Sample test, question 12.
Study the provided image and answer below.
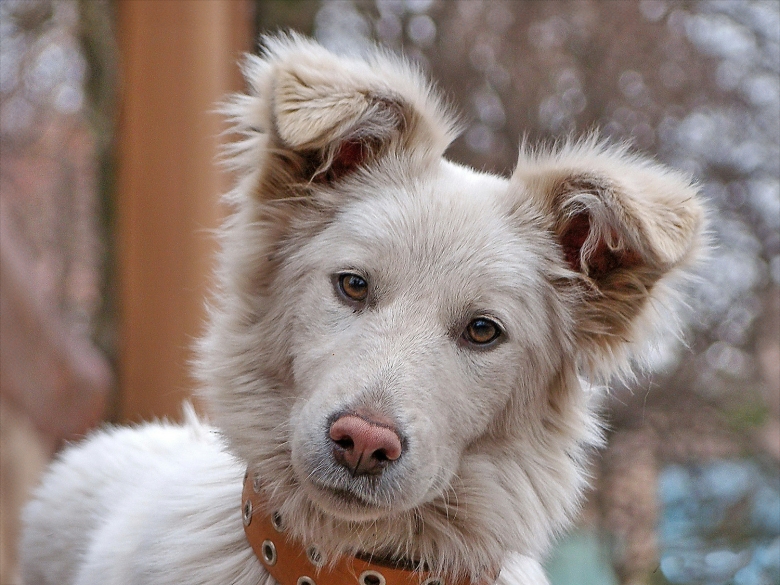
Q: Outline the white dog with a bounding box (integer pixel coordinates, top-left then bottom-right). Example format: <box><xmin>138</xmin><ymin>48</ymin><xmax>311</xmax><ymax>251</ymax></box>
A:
<box><xmin>21</xmin><ymin>35</ymin><xmax>705</xmax><ymax>585</ymax></box>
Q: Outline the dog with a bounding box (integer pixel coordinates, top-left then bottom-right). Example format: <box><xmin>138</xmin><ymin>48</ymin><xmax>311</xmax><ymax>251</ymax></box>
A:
<box><xmin>20</xmin><ymin>34</ymin><xmax>705</xmax><ymax>585</ymax></box>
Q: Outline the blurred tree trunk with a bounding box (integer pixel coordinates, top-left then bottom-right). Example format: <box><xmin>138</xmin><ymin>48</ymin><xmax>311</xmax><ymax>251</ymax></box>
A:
<box><xmin>115</xmin><ymin>0</ymin><xmax>252</xmax><ymax>422</ymax></box>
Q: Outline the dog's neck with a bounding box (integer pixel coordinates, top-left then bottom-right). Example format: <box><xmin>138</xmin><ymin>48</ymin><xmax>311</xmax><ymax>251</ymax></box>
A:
<box><xmin>241</xmin><ymin>471</ymin><xmax>497</xmax><ymax>585</ymax></box>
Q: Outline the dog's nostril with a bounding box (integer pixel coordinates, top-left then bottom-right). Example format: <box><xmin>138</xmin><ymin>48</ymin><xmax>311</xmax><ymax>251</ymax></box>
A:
<box><xmin>372</xmin><ymin>449</ymin><xmax>388</xmax><ymax>462</ymax></box>
<box><xmin>335</xmin><ymin>437</ymin><xmax>354</xmax><ymax>450</ymax></box>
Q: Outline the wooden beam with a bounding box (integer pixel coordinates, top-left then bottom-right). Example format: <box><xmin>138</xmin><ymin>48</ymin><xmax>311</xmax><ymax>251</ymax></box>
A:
<box><xmin>116</xmin><ymin>0</ymin><xmax>252</xmax><ymax>422</ymax></box>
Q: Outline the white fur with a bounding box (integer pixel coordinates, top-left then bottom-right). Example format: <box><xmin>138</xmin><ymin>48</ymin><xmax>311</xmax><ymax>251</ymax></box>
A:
<box><xmin>21</xmin><ymin>34</ymin><xmax>705</xmax><ymax>585</ymax></box>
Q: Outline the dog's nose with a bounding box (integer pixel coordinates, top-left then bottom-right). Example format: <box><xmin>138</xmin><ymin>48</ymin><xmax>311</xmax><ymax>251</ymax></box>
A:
<box><xmin>329</xmin><ymin>414</ymin><xmax>403</xmax><ymax>476</ymax></box>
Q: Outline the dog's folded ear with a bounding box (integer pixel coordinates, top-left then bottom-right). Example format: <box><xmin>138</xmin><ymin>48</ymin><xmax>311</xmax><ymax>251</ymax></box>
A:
<box><xmin>513</xmin><ymin>139</ymin><xmax>707</xmax><ymax>374</ymax></box>
<box><xmin>224</xmin><ymin>34</ymin><xmax>458</xmax><ymax>190</ymax></box>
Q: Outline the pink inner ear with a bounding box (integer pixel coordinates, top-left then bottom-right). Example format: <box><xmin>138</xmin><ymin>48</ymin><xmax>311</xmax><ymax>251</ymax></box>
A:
<box><xmin>560</xmin><ymin>213</ymin><xmax>590</xmax><ymax>273</ymax></box>
<box><xmin>328</xmin><ymin>140</ymin><xmax>367</xmax><ymax>180</ymax></box>
<box><xmin>560</xmin><ymin>212</ymin><xmax>642</xmax><ymax>279</ymax></box>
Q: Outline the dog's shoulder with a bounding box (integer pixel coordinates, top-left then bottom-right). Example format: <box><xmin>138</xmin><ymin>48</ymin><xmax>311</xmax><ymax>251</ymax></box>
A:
<box><xmin>20</xmin><ymin>414</ymin><xmax>254</xmax><ymax>585</ymax></box>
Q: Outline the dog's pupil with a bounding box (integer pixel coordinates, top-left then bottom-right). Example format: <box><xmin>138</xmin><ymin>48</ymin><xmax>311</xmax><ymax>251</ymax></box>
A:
<box><xmin>348</xmin><ymin>276</ymin><xmax>365</xmax><ymax>292</ymax></box>
<box><xmin>341</xmin><ymin>274</ymin><xmax>367</xmax><ymax>300</ymax></box>
<box><xmin>469</xmin><ymin>319</ymin><xmax>497</xmax><ymax>343</ymax></box>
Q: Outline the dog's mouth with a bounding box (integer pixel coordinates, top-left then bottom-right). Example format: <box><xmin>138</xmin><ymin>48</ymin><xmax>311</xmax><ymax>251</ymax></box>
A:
<box><xmin>322</xmin><ymin>485</ymin><xmax>376</xmax><ymax>506</ymax></box>
<box><xmin>307</xmin><ymin>479</ymin><xmax>392</xmax><ymax>518</ymax></box>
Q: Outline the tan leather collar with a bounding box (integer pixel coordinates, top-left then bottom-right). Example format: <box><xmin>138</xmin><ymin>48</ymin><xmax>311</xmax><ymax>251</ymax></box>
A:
<box><xmin>242</xmin><ymin>471</ymin><xmax>496</xmax><ymax>585</ymax></box>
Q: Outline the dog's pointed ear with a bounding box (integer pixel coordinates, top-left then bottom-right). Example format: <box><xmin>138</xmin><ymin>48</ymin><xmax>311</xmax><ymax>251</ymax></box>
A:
<box><xmin>513</xmin><ymin>140</ymin><xmax>706</xmax><ymax>374</ymax></box>
<box><xmin>224</xmin><ymin>34</ymin><xmax>458</xmax><ymax>191</ymax></box>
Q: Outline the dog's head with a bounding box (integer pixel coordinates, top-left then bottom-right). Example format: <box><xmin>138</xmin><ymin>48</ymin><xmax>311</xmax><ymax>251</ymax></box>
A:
<box><xmin>198</xmin><ymin>34</ymin><xmax>705</xmax><ymax>578</ymax></box>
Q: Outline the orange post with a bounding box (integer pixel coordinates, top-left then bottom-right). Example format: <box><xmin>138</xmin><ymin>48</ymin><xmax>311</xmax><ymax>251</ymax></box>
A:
<box><xmin>116</xmin><ymin>0</ymin><xmax>252</xmax><ymax>422</ymax></box>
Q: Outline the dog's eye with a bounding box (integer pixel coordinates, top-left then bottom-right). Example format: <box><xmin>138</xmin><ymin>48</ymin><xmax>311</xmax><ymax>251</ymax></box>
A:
<box><xmin>337</xmin><ymin>273</ymin><xmax>368</xmax><ymax>303</ymax></box>
<box><xmin>463</xmin><ymin>318</ymin><xmax>502</xmax><ymax>346</ymax></box>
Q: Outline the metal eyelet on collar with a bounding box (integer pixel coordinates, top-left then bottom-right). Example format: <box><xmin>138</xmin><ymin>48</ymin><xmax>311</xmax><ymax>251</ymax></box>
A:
<box><xmin>242</xmin><ymin>499</ymin><xmax>253</xmax><ymax>527</ymax></box>
<box><xmin>359</xmin><ymin>570</ymin><xmax>387</xmax><ymax>585</ymax></box>
<box><xmin>306</xmin><ymin>545</ymin><xmax>325</xmax><ymax>567</ymax></box>
<box><xmin>297</xmin><ymin>577</ymin><xmax>316</xmax><ymax>585</ymax></box>
<box><xmin>260</xmin><ymin>539</ymin><xmax>277</xmax><ymax>566</ymax></box>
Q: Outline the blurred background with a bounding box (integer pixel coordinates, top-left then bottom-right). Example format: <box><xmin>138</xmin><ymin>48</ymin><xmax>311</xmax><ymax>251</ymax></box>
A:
<box><xmin>0</xmin><ymin>1</ymin><xmax>777</xmax><ymax>584</ymax></box>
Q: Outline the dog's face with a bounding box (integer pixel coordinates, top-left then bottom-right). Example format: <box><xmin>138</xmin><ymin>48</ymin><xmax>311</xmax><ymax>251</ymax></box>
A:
<box><xmin>198</xmin><ymin>35</ymin><xmax>704</xmax><ymax>574</ymax></box>
<box><xmin>284</xmin><ymin>161</ymin><xmax>559</xmax><ymax>519</ymax></box>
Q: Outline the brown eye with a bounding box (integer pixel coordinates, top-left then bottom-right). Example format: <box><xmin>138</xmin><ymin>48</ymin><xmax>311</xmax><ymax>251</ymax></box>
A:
<box><xmin>463</xmin><ymin>318</ymin><xmax>501</xmax><ymax>346</ymax></box>
<box><xmin>337</xmin><ymin>273</ymin><xmax>368</xmax><ymax>303</ymax></box>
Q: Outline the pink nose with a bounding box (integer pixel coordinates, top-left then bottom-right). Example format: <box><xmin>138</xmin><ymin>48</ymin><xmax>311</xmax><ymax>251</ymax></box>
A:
<box><xmin>329</xmin><ymin>414</ymin><xmax>403</xmax><ymax>476</ymax></box>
